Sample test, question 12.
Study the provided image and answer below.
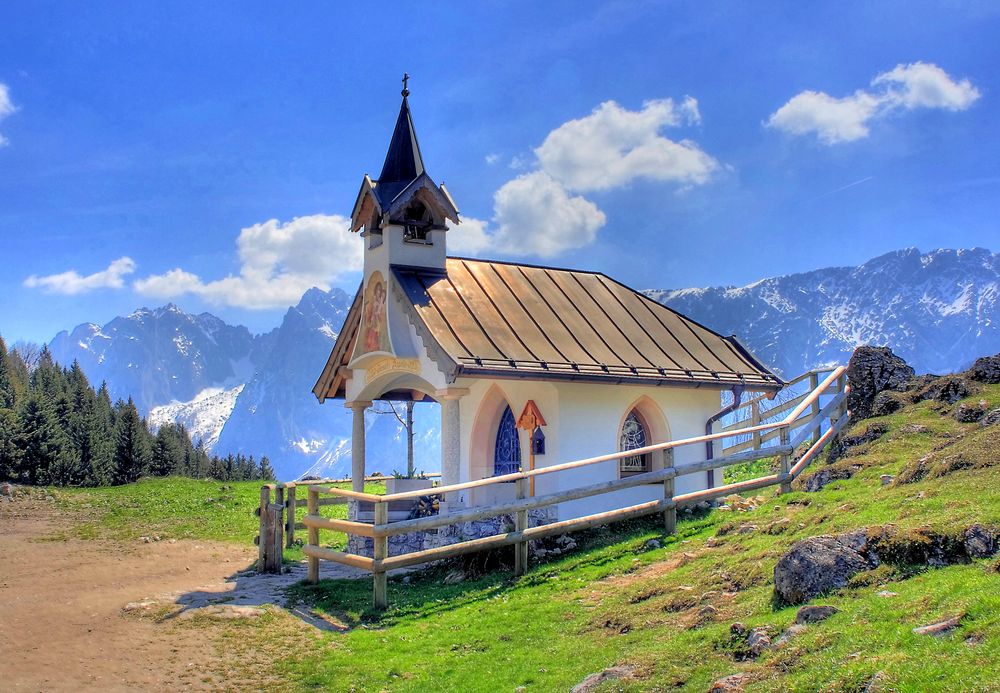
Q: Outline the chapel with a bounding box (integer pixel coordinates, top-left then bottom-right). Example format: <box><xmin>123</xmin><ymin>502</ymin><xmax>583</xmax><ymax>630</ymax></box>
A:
<box><xmin>313</xmin><ymin>80</ymin><xmax>781</xmax><ymax>523</ymax></box>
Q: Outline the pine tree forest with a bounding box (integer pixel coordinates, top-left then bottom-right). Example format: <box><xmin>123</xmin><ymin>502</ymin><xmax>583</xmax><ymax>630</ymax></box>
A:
<box><xmin>0</xmin><ymin>335</ymin><xmax>275</xmax><ymax>486</ymax></box>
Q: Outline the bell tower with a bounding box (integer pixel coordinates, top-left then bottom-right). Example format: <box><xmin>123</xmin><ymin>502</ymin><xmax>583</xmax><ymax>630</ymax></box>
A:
<box><xmin>348</xmin><ymin>76</ymin><xmax>460</xmax><ymax>367</ymax></box>
<box><xmin>350</xmin><ymin>74</ymin><xmax>460</xmax><ymax>278</ymax></box>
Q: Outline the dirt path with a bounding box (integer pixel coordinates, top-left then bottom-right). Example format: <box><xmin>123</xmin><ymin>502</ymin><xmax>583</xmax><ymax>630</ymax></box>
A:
<box><xmin>0</xmin><ymin>495</ymin><xmax>321</xmax><ymax>691</ymax></box>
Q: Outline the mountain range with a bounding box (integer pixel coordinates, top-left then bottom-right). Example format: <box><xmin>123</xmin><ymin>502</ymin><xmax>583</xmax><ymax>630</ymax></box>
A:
<box><xmin>45</xmin><ymin>247</ymin><xmax>998</xmax><ymax>481</ymax></box>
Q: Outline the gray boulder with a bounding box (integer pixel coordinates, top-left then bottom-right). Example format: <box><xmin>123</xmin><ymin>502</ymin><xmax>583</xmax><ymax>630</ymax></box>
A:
<box><xmin>969</xmin><ymin>354</ymin><xmax>1000</xmax><ymax>384</ymax></box>
<box><xmin>963</xmin><ymin>524</ymin><xmax>997</xmax><ymax>559</ymax></box>
<box><xmin>846</xmin><ymin>346</ymin><xmax>915</xmax><ymax>421</ymax></box>
<box><xmin>773</xmin><ymin>531</ymin><xmax>877</xmax><ymax>605</ymax></box>
<box><xmin>795</xmin><ymin>605</ymin><xmax>839</xmax><ymax>624</ymax></box>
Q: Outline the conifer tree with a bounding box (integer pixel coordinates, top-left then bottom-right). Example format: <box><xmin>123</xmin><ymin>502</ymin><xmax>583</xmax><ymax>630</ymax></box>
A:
<box><xmin>150</xmin><ymin>425</ymin><xmax>183</xmax><ymax>476</ymax></box>
<box><xmin>0</xmin><ymin>407</ymin><xmax>21</xmax><ymax>481</ymax></box>
<box><xmin>112</xmin><ymin>398</ymin><xmax>151</xmax><ymax>484</ymax></box>
<box><xmin>0</xmin><ymin>335</ymin><xmax>17</xmax><ymax>410</ymax></box>
<box><xmin>259</xmin><ymin>455</ymin><xmax>275</xmax><ymax>481</ymax></box>
<box><xmin>15</xmin><ymin>394</ymin><xmax>71</xmax><ymax>486</ymax></box>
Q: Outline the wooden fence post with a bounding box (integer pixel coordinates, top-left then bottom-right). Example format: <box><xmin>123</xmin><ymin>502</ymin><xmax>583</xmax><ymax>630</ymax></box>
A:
<box><xmin>285</xmin><ymin>484</ymin><xmax>297</xmax><ymax>548</ymax></box>
<box><xmin>838</xmin><ymin>373</ymin><xmax>849</xmax><ymax>419</ymax></box>
<box><xmin>809</xmin><ymin>373</ymin><xmax>821</xmax><ymax>445</ymax></box>
<box><xmin>257</xmin><ymin>486</ymin><xmax>270</xmax><ymax>572</ymax></box>
<box><xmin>373</xmin><ymin>500</ymin><xmax>388</xmax><ymax>610</ymax></box>
<box><xmin>778</xmin><ymin>427</ymin><xmax>792</xmax><ymax>494</ymax></box>
<box><xmin>514</xmin><ymin>476</ymin><xmax>529</xmax><ymax>576</ymax></box>
<box><xmin>663</xmin><ymin>475</ymin><xmax>676</xmax><ymax>535</ymax></box>
<box><xmin>307</xmin><ymin>487</ymin><xmax>319</xmax><ymax>584</ymax></box>
<box><xmin>750</xmin><ymin>400</ymin><xmax>761</xmax><ymax>452</ymax></box>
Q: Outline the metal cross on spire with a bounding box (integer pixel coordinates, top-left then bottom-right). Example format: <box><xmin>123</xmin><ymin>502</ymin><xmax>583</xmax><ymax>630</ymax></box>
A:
<box><xmin>401</xmin><ymin>72</ymin><xmax>410</xmax><ymax>98</ymax></box>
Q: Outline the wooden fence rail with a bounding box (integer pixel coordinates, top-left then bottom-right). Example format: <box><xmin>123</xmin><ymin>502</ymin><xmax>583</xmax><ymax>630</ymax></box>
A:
<box><xmin>258</xmin><ymin>367</ymin><xmax>850</xmax><ymax>608</ymax></box>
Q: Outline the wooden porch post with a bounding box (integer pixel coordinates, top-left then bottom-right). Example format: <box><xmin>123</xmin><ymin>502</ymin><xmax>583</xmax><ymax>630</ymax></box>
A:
<box><xmin>348</xmin><ymin>400</ymin><xmax>371</xmax><ymax>493</ymax></box>
<box><xmin>436</xmin><ymin>388</ymin><xmax>469</xmax><ymax>512</ymax></box>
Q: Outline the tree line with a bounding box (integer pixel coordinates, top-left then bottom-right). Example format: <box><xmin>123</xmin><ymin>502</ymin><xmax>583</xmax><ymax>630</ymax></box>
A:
<box><xmin>0</xmin><ymin>335</ymin><xmax>274</xmax><ymax>486</ymax></box>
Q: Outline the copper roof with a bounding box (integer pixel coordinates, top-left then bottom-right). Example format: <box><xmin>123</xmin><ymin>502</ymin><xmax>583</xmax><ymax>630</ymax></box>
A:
<box><xmin>314</xmin><ymin>258</ymin><xmax>781</xmax><ymax>401</ymax></box>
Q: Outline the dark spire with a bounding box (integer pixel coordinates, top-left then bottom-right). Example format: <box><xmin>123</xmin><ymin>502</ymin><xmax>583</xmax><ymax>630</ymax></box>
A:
<box><xmin>377</xmin><ymin>74</ymin><xmax>425</xmax><ymax>190</ymax></box>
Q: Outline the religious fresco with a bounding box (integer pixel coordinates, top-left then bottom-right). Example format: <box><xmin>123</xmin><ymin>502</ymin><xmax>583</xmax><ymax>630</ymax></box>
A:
<box><xmin>358</xmin><ymin>271</ymin><xmax>392</xmax><ymax>355</ymax></box>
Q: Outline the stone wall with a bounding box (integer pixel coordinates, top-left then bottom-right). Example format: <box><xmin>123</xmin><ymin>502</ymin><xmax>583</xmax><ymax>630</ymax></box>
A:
<box><xmin>346</xmin><ymin>507</ymin><xmax>557</xmax><ymax>558</ymax></box>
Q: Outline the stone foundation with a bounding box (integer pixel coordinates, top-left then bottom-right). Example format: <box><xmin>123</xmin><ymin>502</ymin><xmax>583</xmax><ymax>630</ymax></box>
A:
<box><xmin>346</xmin><ymin>507</ymin><xmax>557</xmax><ymax>558</ymax></box>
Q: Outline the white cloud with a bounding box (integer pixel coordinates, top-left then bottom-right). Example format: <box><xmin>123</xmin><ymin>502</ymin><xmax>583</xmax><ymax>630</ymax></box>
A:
<box><xmin>452</xmin><ymin>98</ymin><xmax>716</xmax><ymax>258</ymax></box>
<box><xmin>24</xmin><ymin>257</ymin><xmax>136</xmax><ymax>295</ymax></box>
<box><xmin>873</xmin><ymin>62</ymin><xmax>981</xmax><ymax>111</ymax></box>
<box><xmin>134</xmin><ymin>214</ymin><xmax>362</xmax><ymax>309</ymax></box>
<box><xmin>448</xmin><ymin>173</ymin><xmax>607</xmax><ymax>259</ymax></box>
<box><xmin>767</xmin><ymin>90</ymin><xmax>881</xmax><ymax>144</ymax></box>
<box><xmin>446</xmin><ymin>216</ymin><xmax>493</xmax><ymax>256</ymax></box>
<box><xmin>484</xmin><ymin>153</ymin><xmax>500</xmax><ymax>165</ymax></box>
<box><xmin>0</xmin><ymin>83</ymin><xmax>17</xmax><ymax>147</ymax></box>
<box><xmin>534</xmin><ymin>98</ymin><xmax>719</xmax><ymax>191</ymax></box>
<box><xmin>494</xmin><ymin>172</ymin><xmax>606</xmax><ymax>257</ymax></box>
<box><xmin>768</xmin><ymin>61</ymin><xmax>980</xmax><ymax>144</ymax></box>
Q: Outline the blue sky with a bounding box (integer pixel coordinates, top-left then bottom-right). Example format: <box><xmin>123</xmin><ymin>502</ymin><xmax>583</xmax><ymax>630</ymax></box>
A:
<box><xmin>1</xmin><ymin>1</ymin><xmax>998</xmax><ymax>344</ymax></box>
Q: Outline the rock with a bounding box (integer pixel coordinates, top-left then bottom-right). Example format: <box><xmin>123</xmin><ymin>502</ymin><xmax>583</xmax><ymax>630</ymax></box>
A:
<box><xmin>644</xmin><ymin>538</ymin><xmax>662</xmax><ymax>550</ymax></box>
<box><xmin>730</xmin><ymin>622</ymin><xmax>747</xmax><ymax>638</ymax></box>
<box><xmin>773</xmin><ymin>531</ymin><xmax>877</xmax><ymax>605</ymax></box>
<box><xmin>969</xmin><ymin>354</ymin><xmax>1000</xmax><ymax>384</ymax></box>
<box><xmin>709</xmin><ymin>673</ymin><xmax>751</xmax><ymax>692</ymax></box>
<box><xmin>802</xmin><ymin>466</ymin><xmax>857</xmax><ymax>492</ymax></box>
<box><xmin>900</xmin><ymin>423</ymin><xmax>931</xmax><ymax>434</ymax></box>
<box><xmin>697</xmin><ymin>605</ymin><xmax>718</xmax><ymax>618</ymax></box>
<box><xmin>696</xmin><ymin>501</ymin><xmax>712</xmax><ymax>511</ymax></box>
<box><xmin>795</xmin><ymin>605</ymin><xmax>839</xmax><ymax>624</ymax></box>
<box><xmin>830</xmin><ymin>423</ymin><xmax>888</xmax><ymax>461</ymax></box>
<box><xmin>442</xmin><ymin>570</ymin><xmax>465</xmax><ymax>585</ymax></box>
<box><xmin>746</xmin><ymin>627</ymin><xmax>771</xmax><ymax>656</ymax></box>
<box><xmin>0</xmin><ymin>483</ymin><xmax>13</xmax><ymax>497</ymax></box>
<box><xmin>178</xmin><ymin>605</ymin><xmax>266</xmax><ymax>621</ymax></box>
<box><xmin>736</xmin><ymin>524</ymin><xmax>757</xmax><ymax>535</ymax></box>
<box><xmin>122</xmin><ymin>599</ymin><xmax>159</xmax><ymax>613</ymax></box>
<box><xmin>871</xmin><ymin>391</ymin><xmax>905</xmax><ymax>417</ymax></box>
<box><xmin>876</xmin><ymin>590</ymin><xmax>898</xmax><ymax>597</ymax></box>
<box><xmin>913</xmin><ymin>614</ymin><xmax>962</xmax><ymax>636</ymax></box>
<box><xmin>953</xmin><ymin>402</ymin><xmax>987</xmax><ymax>423</ymax></box>
<box><xmin>570</xmin><ymin>665</ymin><xmax>635</xmax><ymax>693</ymax></box>
<box><xmin>402</xmin><ymin>575</ymin><xmax>411</xmax><ymax>585</ymax></box>
<box><xmin>963</xmin><ymin>524</ymin><xmax>997</xmax><ymax>559</ymax></box>
<box><xmin>846</xmin><ymin>346</ymin><xmax>915</xmax><ymax>421</ymax></box>
<box><xmin>775</xmin><ymin>623</ymin><xmax>807</xmax><ymax>647</ymax></box>
<box><xmin>914</xmin><ymin>375</ymin><xmax>974</xmax><ymax>405</ymax></box>
<box><xmin>880</xmin><ymin>475</ymin><xmax>894</xmax><ymax>486</ymax></box>
<box><xmin>980</xmin><ymin>408</ymin><xmax>1000</xmax><ymax>428</ymax></box>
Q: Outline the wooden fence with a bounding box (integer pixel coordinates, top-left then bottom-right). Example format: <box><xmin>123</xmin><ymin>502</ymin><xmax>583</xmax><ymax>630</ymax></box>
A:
<box><xmin>258</xmin><ymin>367</ymin><xmax>849</xmax><ymax>608</ymax></box>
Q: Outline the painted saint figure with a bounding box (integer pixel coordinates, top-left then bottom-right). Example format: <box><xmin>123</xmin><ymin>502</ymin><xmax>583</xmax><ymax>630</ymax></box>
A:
<box><xmin>361</xmin><ymin>272</ymin><xmax>391</xmax><ymax>354</ymax></box>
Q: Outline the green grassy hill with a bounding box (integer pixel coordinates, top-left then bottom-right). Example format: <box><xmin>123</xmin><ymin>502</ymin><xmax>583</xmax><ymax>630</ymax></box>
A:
<box><xmin>50</xmin><ymin>380</ymin><xmax>1000</xmax><ymax>691</ymax></box>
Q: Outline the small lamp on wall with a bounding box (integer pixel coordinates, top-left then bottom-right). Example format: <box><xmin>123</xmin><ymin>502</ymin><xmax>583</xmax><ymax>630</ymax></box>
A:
<box><xmin>531</xmin><ymin>427</ymin><xmax>546</xmax><ymax>455</ymax></box>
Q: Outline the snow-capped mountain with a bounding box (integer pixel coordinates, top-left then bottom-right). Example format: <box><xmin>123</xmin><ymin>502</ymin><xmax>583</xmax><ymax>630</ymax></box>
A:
<box><xmin>49</xmin><ymin>304</ymin><xmax>272</xmax><ymax>412</ymax></box>
<box><xmin>43</xmin><ymin>247</ymin><xmax>997</xmax><ymax>481</ymax></box>
<box><xmin>647</xmin><ymin>248</ymin><xmax>999</xmax><ymax>376</ymax></box>
<box><xmin>147</xmin><ymin>384</ymin><xmax>245</xmax><ymax>451</ymax></box>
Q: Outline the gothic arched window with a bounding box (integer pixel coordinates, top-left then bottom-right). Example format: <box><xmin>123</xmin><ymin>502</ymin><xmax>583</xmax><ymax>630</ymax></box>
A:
<box><xmin>619</xmin><ymin>409</ymin><xmax>650</xmax><ymax>476</ymax></box>
<box><xmin>493</xmin><ymin>405</ymin><xmax>521</xmax><ymax>476</ymax></box>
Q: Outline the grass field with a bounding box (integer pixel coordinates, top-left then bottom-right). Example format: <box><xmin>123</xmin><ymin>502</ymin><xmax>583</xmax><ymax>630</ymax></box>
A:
<box><xmin>51</xmin><ymin>383</ymin><xmax>1000</xmax><ymax>691</ymax></box>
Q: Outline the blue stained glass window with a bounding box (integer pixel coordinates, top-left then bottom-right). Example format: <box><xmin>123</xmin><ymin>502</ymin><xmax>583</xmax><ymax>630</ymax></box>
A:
<box><xmin>493</xmin><ymin>406</ymin><xmax>521</xmax><ymax>476</ymax></box>
<box><xmin>620</xmin><ymin>410</ymin><xmax>649</xmax><ymax>473</ymax></box>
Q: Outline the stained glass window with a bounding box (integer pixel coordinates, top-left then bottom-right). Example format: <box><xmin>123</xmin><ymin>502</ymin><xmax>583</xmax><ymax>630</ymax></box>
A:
<box><xmin>620</xmin><ymin>410</ymin><xmax>649</xmax><ymax>474</ymax></box>
<box><xmin>493</xmin><ymin>405</ymin><xmax>521</xmax><ymax>476</ymax></box>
